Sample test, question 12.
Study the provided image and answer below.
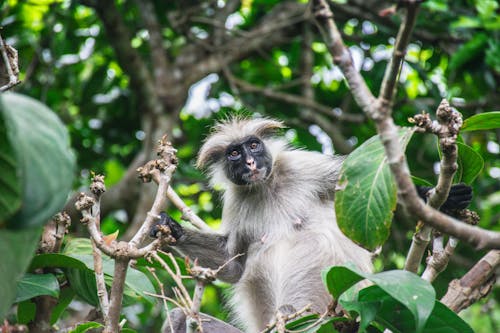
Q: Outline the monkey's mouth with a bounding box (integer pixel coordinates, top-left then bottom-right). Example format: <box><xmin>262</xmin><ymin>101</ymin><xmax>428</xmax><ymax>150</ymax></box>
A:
<box><xmin>242</xmin><ymin>168</ymin><xmax>268</xmax><ymax>183</ymax></box>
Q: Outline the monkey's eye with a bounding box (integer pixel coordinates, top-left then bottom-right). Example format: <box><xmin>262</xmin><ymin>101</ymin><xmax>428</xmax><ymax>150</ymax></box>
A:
<box><xmin>249</xmin><ymin>141</ymin><xmax>260</xmax><ymax>151</ymax></box>
<box><xmin>228</xmin><ymin>150</ymin><xmax>240</xmax><ymax>160</ymax></box>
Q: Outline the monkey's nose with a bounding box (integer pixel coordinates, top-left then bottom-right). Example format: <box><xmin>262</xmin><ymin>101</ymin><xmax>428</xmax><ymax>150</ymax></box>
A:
<box><xmin>246</xmin><ymin>158</ymin><xmax>256</xmax><ymax>170</ymax></box>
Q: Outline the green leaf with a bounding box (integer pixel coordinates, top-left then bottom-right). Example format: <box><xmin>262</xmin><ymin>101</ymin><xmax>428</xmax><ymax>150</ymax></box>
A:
<box><xmin>50</xmin><ymin>287</ymin><xmax>76</xmax><ymax>325</ymax></box>
<box><xmin>29</xmin><ymin>253</ymin><xmax>90</xmax><ymax>271</ymax></box>
<box><xmin>0</xmin><ymin>93</ymin><xmax>75</xmax><ymax>229</ymax></box>
<box><xmin>69</xmin><ymin>321</ymin><xmax>103</xmax><ymax>333</ymax></box>
<box><xmin>340</xmin><ymin>286</ymin><xmax>384</xmax><ymax>333</ymax></box>
<box><xmin>321</xmin><ymin>265</ymin><xmax>365</xmax><ymax>299</ymax></box>
<box><xmin>461</xmin><ymin>111</ymin><xmax>500</xmax><ymax>132</ymax></box>
<box><xmin>335</xmin><ymin>128</ymin><xmax>415</xmax><ymax>250</ymax></box>
<box><xmin>454</xmin><ymin>142</ymin><xmax>484</xmax><ymax>185</ymax></box>
<box><xmin>0</xmin><ymin>108</ymin><xmax>21</xmax><ymax>221</ymax></box>
<box><xmin>411</xmin><ymin>176</ymin><xmax>433</xmax><ymax>187</ymax></box>
<box><xmin>0</xmin><ymin>227</ymin><xmax>42</xmax><ymax>320</ymax></box>
<box><xmin>62</xmin><ymin>238</ymin><xmax>155</xmax><ymax>307</ymax></box>
<box><xmin>322</xmin><ymin>266</ymin><xmax>435</xmax><ymax>333</ymax></box>
<box><xmin>17</xmin><ymin>300</ymin><xmax>36</xmax><ymax>324</ymax></box>
<box><xmin>341</xmin><ymin>287</ymin><xmax>472</xmax><ymax>333</ymax></box>
<box><xmin>15</xmin><ymin>273</ymin><xmax>60</xmax><ymax>303</ymax></box>
<box><xmin>424</xmin><ymin>301</ymin><xmax>473</xmax><ymax>333</ymax></box>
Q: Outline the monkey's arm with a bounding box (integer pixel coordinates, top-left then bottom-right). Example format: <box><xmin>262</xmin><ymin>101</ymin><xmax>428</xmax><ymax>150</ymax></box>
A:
<box><xmin>151</xmin><ymin>213</ymin><xmax>244</xmax><ymax>283</ymax></box>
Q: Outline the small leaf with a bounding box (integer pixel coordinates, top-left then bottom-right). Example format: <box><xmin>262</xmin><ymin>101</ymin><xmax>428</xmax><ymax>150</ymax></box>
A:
<box><xmin>462</xmin><ymin>111</ymin><xmax>500</xmax><ymax>132</ymax></box>
<box><xmin>69</xmin><ymin>321</ymin><xmax>103</xmax><ymax>333</ymax></box>
<box><xmin>411</xmin><ymin>176</ymin><xmax>433</xmax><ymax>187</ymax></box>
<box><xmin>335</xmin><ymin>128</ymin><xmax>415</xmax><ymax>250</ymax></box>
<box><xmin>103</xmin><ymin>230</ymin><xmax>119</xmax><ymax>245</ymax></box>
<box><xmin>15</xmin><ymin>273</ymin><xmax>60</xmax><ymax>303</ymax></box>
<box><xmin>455</xmin><ymin>142</ymin><xmax>484</xmax><ymax>184</ymax></box>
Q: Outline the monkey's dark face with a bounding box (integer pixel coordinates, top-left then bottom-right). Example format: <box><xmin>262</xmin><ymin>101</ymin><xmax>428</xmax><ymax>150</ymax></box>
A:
<box><xmin>225</xmin><ymin>136</ymin><xmax>272</xmax><ymax>185</ymax></box>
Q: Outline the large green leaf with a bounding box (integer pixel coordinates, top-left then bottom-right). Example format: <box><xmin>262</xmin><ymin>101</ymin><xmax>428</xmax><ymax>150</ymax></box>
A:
<box><xmin>0</xmin><ymin>109</ymin><xmax>20</xmax><ymax>221</ymax></box>
<box><xmin>461</xmin><ymin>111</ymin><xmax>500</xmax><ymax>132</ymax></box>
<box><xmin>62</xmin><ymin>238</ymin><xmax>155</xmax><ymax>306</ymax></box>
<box><xmin>15</xmin><ymin>273</ymin><xmax>60</xmax><ymax>303</ymax></box>
<box><xmin>0</xmin><ymin>92</ymin><xmax>75</xmax><ymax>229</ymax></box>
<box><xmin>454</xmin><ymin>142</ymin><xmax>484</xmax><ymax>184</ymax></box>
<box><xmin>335</xmin><ymin>128</ymin><xmax>415</xmax><ymax>250</ymax></box>
<box><xmin>322</xmin><ymin>266</ymin><xmax>435</xmax><ymax>333</ymax></box>
<box><xmin>341</xmin><ymin>286</ymin><xmax>472</xmax><ymax>333</ymax></box>
<box><xmin>0</xmin><ymin>227</ymin><xmax>41</xmax><ymax>320</ymax></box>
<box><xmin>29</xmin><ymin>253</ymin><xmax>90</xmax><ymax>271</ymax></box>
<box><xmin>424</xmin><ymin>301</ymin><xmax>473</xmax><ymax>333</ymax></box>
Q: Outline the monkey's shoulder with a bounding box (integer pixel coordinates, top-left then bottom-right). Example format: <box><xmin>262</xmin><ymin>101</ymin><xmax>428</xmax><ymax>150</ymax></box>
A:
<box><xmin>274</xmin><ymin>150</ymin><xmax>344</xmax><ymax>182</ymax></box>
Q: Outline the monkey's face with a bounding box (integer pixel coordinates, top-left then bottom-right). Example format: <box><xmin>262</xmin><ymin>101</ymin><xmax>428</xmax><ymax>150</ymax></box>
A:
<box><xmin>224</xmin><ymin>136</ymin><xmax>272</xmax><ymax>185</ymax></box>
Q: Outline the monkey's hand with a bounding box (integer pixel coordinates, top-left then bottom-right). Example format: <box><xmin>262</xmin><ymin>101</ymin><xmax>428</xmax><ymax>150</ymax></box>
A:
<box><xmin>150</xmin><ymin>212</ymin><xmax>184</xmax><ymax>241</ymax></box>
<box><xmin>416</xmin><ymin>183</ymin><xmax>472</xmax><ymax>212</ymax></box>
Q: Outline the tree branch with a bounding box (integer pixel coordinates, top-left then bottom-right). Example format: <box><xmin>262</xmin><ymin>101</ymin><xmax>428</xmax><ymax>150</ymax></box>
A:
<box><xmin>313</xmin><ymin>0</ymin><xmax>500</xmax><ymax>249</ymax></box>
<box><xmin>405</xmin><ymin>99</ymin><xmax>462</xmax><ymax>273</ymax></box>
<box><xmin>441</xmin><ymin>250</ymin><xmax>500</xmax><ymax>313</ymax></box>
<box><xmin>378</xmin><ymin>3</ymin><xmax>419</xmax><ymax>104</ymax></box>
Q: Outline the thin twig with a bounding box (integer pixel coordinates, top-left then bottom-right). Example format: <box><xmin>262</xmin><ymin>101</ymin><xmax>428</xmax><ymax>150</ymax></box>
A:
<box><xmin>167</xmin><ymin>186</ymin><xmax>211</xmax><ymax>231</ymax></box>
<box><xmin>147</xmin><ymin>267</ymin><xmax>175</xmax><ymax>333</ymax></box>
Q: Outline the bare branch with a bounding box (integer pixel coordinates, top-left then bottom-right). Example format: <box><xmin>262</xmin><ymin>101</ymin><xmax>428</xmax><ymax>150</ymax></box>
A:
<box><xmin>405</xmin><ymin>100</ymin><xmax>462</xmax><ymax>273</ymax></box>
<box><xmin>378</xmin><ymin>2</ymin><xmax>420</xmax><ymax>104</ymax></box>
<box><xmin>441</xmin><ymin>250</ymin><xmax>500</xmax><ymax>312</ymax></box>
<box><xmin>105</xmin><ymin>258</ymin><xmax>129</xmax><ymax>333</ymax></box>
<box><xmin>0</xmin><ymin>34</ymin><xmax>20</xmax><ymax>91</ymax></box>
<box><xmin>312</xmin><ymin>0</ymin><xmax>376</xmax><ymax>118</ymax></box>
<box><xmin>166</xmin><ymin>187</ymin><xmax>211</xmax><ymax>231</ymax></box>
<box><xmin>130</xmin><ymin>135</ymin><xmax>179</xmax><ymax>247</ymax></box>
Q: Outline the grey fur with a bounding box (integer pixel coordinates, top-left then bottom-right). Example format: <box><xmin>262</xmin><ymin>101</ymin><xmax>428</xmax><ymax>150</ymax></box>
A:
<box><xmin>173</xmin><ymin>118</ymin><xmax>373</xmax><ymax>332</ymax></box>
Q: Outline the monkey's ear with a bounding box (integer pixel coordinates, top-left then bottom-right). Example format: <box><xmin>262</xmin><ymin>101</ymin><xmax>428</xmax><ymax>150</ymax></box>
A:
<box><xmin>247</xmin><ymin>118</ymin><xmax>285</xmax><ymax>138</ymax></box>
<box><xmin>196</xmin><ymin>146</ymin><xmax>224</xmax><ymax>169</ymax></box>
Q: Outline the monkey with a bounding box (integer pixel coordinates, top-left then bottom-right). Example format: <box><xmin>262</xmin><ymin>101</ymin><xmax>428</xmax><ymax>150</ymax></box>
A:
<box><xmin>153</xmin><ymin>117</ymin><xmax>472</xmax><ymax>332</ymax></box>
<box><xmin>154</xmin><ymin>117</ymin><xmax>371</xmax><ymax>332</ymax></box>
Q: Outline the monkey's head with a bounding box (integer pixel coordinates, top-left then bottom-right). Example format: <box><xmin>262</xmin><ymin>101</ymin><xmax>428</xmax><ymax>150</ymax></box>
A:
<box><xmin>197</xmin><ymin>117</ymin><xmax>286</xmax><ymax>187</ymax></box>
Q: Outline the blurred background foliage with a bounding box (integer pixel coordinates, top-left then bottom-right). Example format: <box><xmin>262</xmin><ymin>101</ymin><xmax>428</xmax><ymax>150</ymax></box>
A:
<box><xmin>1</xmin><ymin>0</ymin><xmax>499</xmax><ymax>331</ymax></box>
